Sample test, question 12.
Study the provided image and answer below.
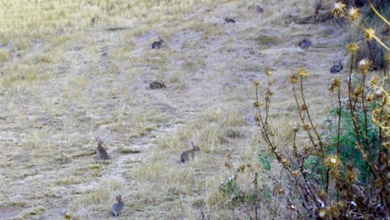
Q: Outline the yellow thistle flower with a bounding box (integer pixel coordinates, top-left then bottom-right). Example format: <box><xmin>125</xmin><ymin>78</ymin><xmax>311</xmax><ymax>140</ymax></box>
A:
<box><xmin>297</xmin><ymin>68</ymin><xmax>309</xmax><ymax>78</ymax></box>
<box><xmin>281</xmin><ymin>158</ymin><xmax>288</xmax><ymax>164</ymax></box>
<box><xmin>346</xmin><ymin>42</ymin><xmax>359</xmax><ymax>53</ymax></box>
<box><xmin>348</xmin><ymin>7</ymin><xmax>359</xmax><ymax>20</ymax></box>
<box><xmin>333</xmin><ymin>2</ymin><xmax>346</xmax><ymax>17</ymax></box>
<box><xmin>326</xmin><ymin>155</ymin><xmax>340</xmax><ymax>168</ymax></box>
<box><xmin>266</xmin><ymin>68</ymin><xmax>274</xmax><ymax>77</ymax></box>
<box><xmin>318</xmin><ymin>209</ymin><xmax>327</xmax><ymax>218</ymax></box>
<box><xmin>365</xmin><ymin>28</ymin><xmax>376</xmax><ymax>41</ymax></box>
<box><xmin>290</xmin><ymin>74</ymin><xmax>299</xmax><ymax>84</ymax></box>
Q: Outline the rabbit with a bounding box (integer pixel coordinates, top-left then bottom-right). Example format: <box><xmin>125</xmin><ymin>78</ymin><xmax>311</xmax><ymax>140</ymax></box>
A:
<box><xmin>111</xmin><ymin>195</ymin><xmax>125</xmax><ymax>217</ymax></box>
<box><xmin>152</xmin><ymin>39</ymin><xmax>164</xmax><ymax>49</ymax></box>
<box><xmin>95</xmin><ymin>136</ymin><xmax>110</xmax><ymax>160</ymax></box>
<box><xmin>298</xmin><ymin>38</ymin><xmax>312</xmax><ymax>49</ymax></box>
<box><xmin>180</xmin><ymin>141</ymin><xmax>200</xmax><ymax>163</ymax></box>
<box><xmin>149</xmin><ymin>81</ymin><xmax>166</xmax><ymax>89</ymax></box>
<box><xmin>225</xmin><ymin>17</ymin><xmax>236</xmax><ymax>23</ymax></box>
<box><xmin>256</xmin><ymin>5</ymin><xmax>264</xmax><ymax>13</ymax></box>
<box><xmin>330</xmin><ymin>61</ymin><xmax>343</xmax><ymax>73</ymax></box>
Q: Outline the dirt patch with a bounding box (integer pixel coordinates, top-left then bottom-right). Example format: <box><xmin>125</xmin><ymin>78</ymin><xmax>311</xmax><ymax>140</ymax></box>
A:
<box><xmin>0</xmin><ymin>206</ymin><xmax>22</xmax><ymax>219</ymax></box>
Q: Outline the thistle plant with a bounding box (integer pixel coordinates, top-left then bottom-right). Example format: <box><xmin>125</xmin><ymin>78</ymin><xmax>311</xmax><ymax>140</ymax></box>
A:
<box><xmin>249</xmin><ymin>2</ymin><xmax>390</xmax><ymax>218</ymax></box>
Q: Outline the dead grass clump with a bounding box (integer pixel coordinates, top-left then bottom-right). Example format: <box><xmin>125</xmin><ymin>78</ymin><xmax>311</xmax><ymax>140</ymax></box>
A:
<box><xmin>0</xmin><ymin>49</ymin><xmax>10</xmax><ymax>62</ymax></box>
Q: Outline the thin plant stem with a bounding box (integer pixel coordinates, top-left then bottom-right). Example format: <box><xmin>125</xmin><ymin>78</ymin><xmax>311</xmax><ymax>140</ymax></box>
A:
<box><xmin>300</xmin><ymin>76</ymin><xmax>324</xmax><ymax>158</ymax></box>
<box><xmin>347</xmin><ymin>53</ymin><xmax>362</xmax><ymax>146</ymax></box>
<box><xmin>337</xmin><ymin>86</ymin><xmax>341</xmax><ymax>157</ymax></box>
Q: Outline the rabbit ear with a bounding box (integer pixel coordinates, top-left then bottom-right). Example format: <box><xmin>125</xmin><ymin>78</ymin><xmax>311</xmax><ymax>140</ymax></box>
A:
<box><xmin>189</xmin><ymin>141</ymin><xmax>198</xmax><ymax>150</ymax></box>
<box><xmin>95</xmin><ymin>136</ymin><xmax>103</xmax><ymax>144</ymax></box>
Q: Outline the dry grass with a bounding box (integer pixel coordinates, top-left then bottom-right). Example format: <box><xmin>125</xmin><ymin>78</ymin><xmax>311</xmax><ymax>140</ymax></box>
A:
<box><xmin>0</xmin><ymin>0</ymin><xmax>347</xmax><ymax>219</ymax></box>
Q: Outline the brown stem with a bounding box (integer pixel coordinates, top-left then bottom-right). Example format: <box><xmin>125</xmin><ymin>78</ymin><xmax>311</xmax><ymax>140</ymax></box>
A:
<box><xmin>361</xmin><ymin>74</ymin><xmax>369</xmax><ymax>144</ymax></box>
<box><xmin>293</xmin><ymin>84</ymin><xmax>317</xmax><ymax>150</ymax></box>
<box><xmin>337</xmin><ymin>86</ymin><xmax>342</xmax><ymax>157</ymax></box>
<box><xmin>300</xmin><ymin>76</ymin><xmax>324</xmax><ymax>158</ymax></box>
<box><xmin>347</xmin><ymin>53</ymin><xmax>362</xmax><ymax>146</ymax></box>
<box><xmin>255</xmin><ymin>85</ymin><xmax>320</xmax><ymax>208</ymax></box>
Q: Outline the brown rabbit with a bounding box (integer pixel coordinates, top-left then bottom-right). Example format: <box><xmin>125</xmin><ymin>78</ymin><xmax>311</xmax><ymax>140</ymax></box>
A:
<box><xmin>110</xmin><ymin>195</ymin><xmax>125</xmax><ymax>216</ymax></box>
<box><xmin>152</xmin><ymin>39</ymin><xmax>164</xmax><ymax>49</ymax></box>
<box><xmin>150</xmin><ymin>81</ymin><xmax>166</xmax><ymax>89</ymax></box>
<box><xmin>180</xmin><ymin>141</ymin><xmax>200</xmax><ymax>163</ymax></box>
<box><xmin>95</xmin><ymin>136</ymin><xmax>110</xmax><ymax>160</ymax></box>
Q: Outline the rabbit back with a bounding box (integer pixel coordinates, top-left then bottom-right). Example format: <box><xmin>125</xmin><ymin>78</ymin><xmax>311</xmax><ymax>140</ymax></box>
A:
<box><xmin>150</xmin><ymin>81</ymin><xmax>166</xmax><ymax>89</ymax></box>
<box><xmin>152</xmin><ymin>40</ymin><xmax>163</xmax><ymax>49</ymax></box>
<box><xmin>97</xmin><ymin>145</ymin><xmax>110</xmax><ymax>160</ymax></box>
<box><xmin>111</xmin><ymin>201</ymin><xmax>124</xmax><ymax>216</ymax></box>
<box><xmin>180</xmin><ymin>150</ymin><xmax>197</xmax><ymax>163</ymax></box>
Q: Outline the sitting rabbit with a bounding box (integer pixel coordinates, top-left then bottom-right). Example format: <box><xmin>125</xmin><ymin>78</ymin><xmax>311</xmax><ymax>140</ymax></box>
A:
<box><xmin>152</xmin><ymin>39</ymin><xmax>164</xmax><ymax>49</ymax></box>
<box><xmin>111</xmin><ymin>195</ymin><xmax>125</xmax><ymax>216</ymax></box>
<box><xmin>180</xmin><ymin>141</ymin><xmax>200</xmax><ymax>163</ymax></box>
<box><xmin>150</xmin><ymin>81</ymin><xmax>166</xmax><ymax>89</ymax></box>
<box><xmin>330</xmin><ymin>61</ymin><xmax>343</xmax><ymax>73</ymax></box>
<box><xmin>225</xmin><ymin>17</ymin><xmax>236</xmax><ymax>23</ymax></box>
<box><xmin>95</xmin><ymin>136</ymin><xmax>110</xmax><ymax>160</ymax></box>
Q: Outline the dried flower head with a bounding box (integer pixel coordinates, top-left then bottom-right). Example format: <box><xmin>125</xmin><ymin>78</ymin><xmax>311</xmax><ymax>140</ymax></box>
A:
<box><xmin>329</xmin><ymin>77</ymin><xmax>341</xmax><ymax>92</ymax></box>
<box><xmin>290</xmin><ymin>74</ymin><xmax>299</xmax><ymax>84</ymax></box>
<box><xmin>253</xmin><ymin>101</ymin><xmax>260</xmax><ymax>107</ymax></box>
<box><xmin>292</xmin><ymin>170</ymin><xmax>299</xmax><ymax>177</ymax></box>
<box><xmin>365</xmin><ymin>28</ymin><xmax>376</xmax><ymax>41</ymax></box>
<box><xmin>266</xmin><ymin>68</ymin><xmax>274</xmax><ymax>77</ymax></box>
<box><xmin>358</xmin><ymin>59</ymin><xmax>370</xmax><ymax>74</ymax></box>
<box><xmin>348</xmin><ymin>7</ymin><xmax>359</xmax><ymax>20</ymax></box>
<box><xmin>253</xmin><ymin>81</ymin><xmax>260</xmax><ymax>87</ymax></box>
<box><xmin>383</xmin><ymin>142</ymin><xmax>390</xmax><ymax>149</ymax></box>
<box><xmin>347</xmin><ymin>170</ymin><xmax>358</xmax><ymax>182</ymax></box>
<box><xmin>354</xmin><ymin>86</ymin><xmax>363</xmax><ymax>97</ymax></box>
<box><xmin>370</xmin><ymin>74</ymin><xmax>379</xmax><ymax>86</ymax></box>
<box><xmin>367</xmin><ymin>93</ymin><xmax>375</xmax><ymax>102</ymax></box>
<box><xmin>346</xmin><ymin>42</ymin><xmax>359</xmax><ymax>53</ymax></box>
<box><xmin>297</xmin><ymin>68</ymin><xmax>309</xmax><ymax>78</ymax></box>
<box><xmin>333</xmin><ymin>2</ymin><xmax>346</xmax><ymax>16</ymax></box>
